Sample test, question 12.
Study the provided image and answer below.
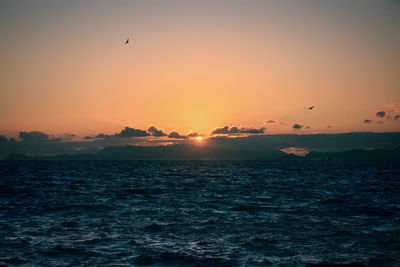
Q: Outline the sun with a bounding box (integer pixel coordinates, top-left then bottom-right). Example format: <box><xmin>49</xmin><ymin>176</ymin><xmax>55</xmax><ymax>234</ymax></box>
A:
<box><xmin>195</xmin><ymin>136</ymin><xmax>203</xmax><ymax>141</ymax></box>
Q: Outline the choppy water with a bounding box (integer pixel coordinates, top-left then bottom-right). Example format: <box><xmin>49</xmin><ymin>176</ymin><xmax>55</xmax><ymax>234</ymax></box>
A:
<box><xmin>0</xmin><ymin>160</ymin><xmax>399</xmax><ymax>266</ymax></box>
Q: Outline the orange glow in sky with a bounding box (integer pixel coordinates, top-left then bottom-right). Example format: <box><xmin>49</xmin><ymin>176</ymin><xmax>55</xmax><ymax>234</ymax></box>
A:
<box><xmin>0</xmin><ymin>1</ymin><xmax>399</xmax><ymax>138</ymax></box>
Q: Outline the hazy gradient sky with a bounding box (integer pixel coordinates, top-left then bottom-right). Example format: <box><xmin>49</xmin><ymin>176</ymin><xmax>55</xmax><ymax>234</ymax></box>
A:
<box><xmin>1</xmin><ymin>0</ymin><xmax>399</xmax><ymax>138</ymax></box>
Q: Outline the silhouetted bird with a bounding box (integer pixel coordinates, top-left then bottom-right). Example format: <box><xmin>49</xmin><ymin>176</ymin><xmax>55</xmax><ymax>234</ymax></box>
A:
<box><xmin>125</xmin><ymin>38</ymin><xmax>129</xmax><ymax>45</ymax></box>
<box><xmin>308</xmin><ymin>106</ymin><xmax>314</xmax><ymax>110</ymax></box>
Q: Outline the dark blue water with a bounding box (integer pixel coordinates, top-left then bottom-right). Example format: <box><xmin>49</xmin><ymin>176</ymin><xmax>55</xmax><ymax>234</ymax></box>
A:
<box><xmin>1</xmin><ymin>160</ymin><xmax>399</xmax><ymax>266</ymax></box>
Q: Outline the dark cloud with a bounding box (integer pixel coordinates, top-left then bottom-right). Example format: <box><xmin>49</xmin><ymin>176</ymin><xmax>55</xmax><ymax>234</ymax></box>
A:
<box><xmin>188</xmin><ymin>132</ymin><xmax>200</xmax><ymax>137</ymax></box>
<box><xmin>240</xmin><ymin>127</ymin><xmax>265</xmax><ymax>134</ymax></box>
<box><xmin>147</xmin><ymin>126</ymin><xmax>167</xmax><ymax>137</ymax></box>
<box><xmin>327</xmin><ymin>125</ymin><xmax>331</xmax><ymax>128</ymax></box>
<box><xmin>364</xmin><ymin>119</ymin><xmax>372</xmax><ymax>123</ymax></box>
<box><xmin>228</xmin><ymin>127</ymin><xmax>240</xmax><ymax>134</ymax></box>
<box><xmin>95</xmin><ymin>133</ymin><xmax>111</xmax><ymax>139</ymax></box>
<box><xmin>17</xmin><ymin>131</ymin><xmax>64</xmax><ymax>142</ymax></box>
<box><xmin>19</xmin><ymin>131</ymin><xmax>49</xmax><ymax>142</ymax></box>
<box><xmin>211</xmin><ymin>126</ymin><xmax>265</xmax><ymax>135</ymax></box>
<box><xmin>168</xmin><ymin>131</ymin><xmax>188</xmax><ymax>139</ymax></box>
<box><xmin>211</xmin><ymin>126</ymin><xmax>236</xmax><ymax>135</ymax></box>
<box><xmin>395</xmin><ymin>115</ymin><xmax>400</xmax><ymax>120</ymax></box>
<box><xmin>306</xmin><ymin>126</ymin><xmax>310</xmax><ymax>129</ymax></box>
<box><xmin>63</xmin><ymin>133</ymin><xmax>76</xmax><ymax>140</ymax></box>
<box><xmin>264</xmin><ymin>119</ymin><xmax>284</xmax><ymax>125</ymax></box>
<box><xmin>292</xmin><ymin>124</ymin><xmax>303</xmax><ymax>130</ymax></box>
<box><xmin>375</xmin><ymin>111</ymin><xmax>386</xmax><ymax>118</ymax></box>
<box><xmin>116</xmin><ymin>127</ymin><xmax>150</xmax><ymax>138</ymax></box>
<box><xmin>84</xmin><ymin>136</ymin><xmax>94</xmax><ymax>140</ymax></box>
<box><xmin>94</xmin><ymin>126</ymin><xmax>150</xmax><ymax>139</ymax></box>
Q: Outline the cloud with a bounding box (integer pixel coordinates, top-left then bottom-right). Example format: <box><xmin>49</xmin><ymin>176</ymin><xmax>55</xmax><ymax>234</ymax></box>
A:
<box><xmin>264</xmin><ymin>119</ymin><xmax>284</xmax><ymax>125</ymax></box>
<box><xmin>327</xmin><ymin>125</ymin><xmax>331</xmax><ymax>128</ymax></box>
<box><xmin>95</xmin><ymin>133</ymin><xmax>111</xmax><ymax>139</ymax></box>
<box><xmin>240</xmin><ymin>127</ymin><xmax>265</xmax><ymax>134</ymax></box>
<box><xmin>188</xmin><ymin>132</ymin><xmax>201</xmax><ymax>137</ymax></box>
<box><xmin>364</xmin><ymin>119</ymin><xmax>372</xmax><ymax>124</ymax></box>
<box><xmin>381</xmin><ymin>113</ymin><xmax>400</xmax><ymax>121</ymax></box>
<box><xmin>306</xmin><ymin>126</ymin><xmax>310</xmax><ymax>129</ymax></box>
<box><xmin>211</xmin><ymin>126</ymin><xmax>265</xmax><ymax>135</ymax></box>
<box><xmin>168</xmin><ymin>131</ymin><xmax>188</xmax><ymax>139</ymax></box>
<box><xmin>147</xmin><ymin>126</ymin><xmax>167</xmax><ymax>137</ymax></box>
<box><xmin>211</xmin><ymin>126</ymin><xmax>237</xmax><ymax>135</ymax></box>
<box><xmin>95</xmin><ymin>127</ymin><xmax>151</xmax><ymax>139</ymax></box>
<box><xmin>84</xmin><ymin>136</ymin><xmax>94</xmax><ymax>140</ymax></box>
<box><xmin>292</xmin><ymin>124</ymin><xmax>303</xmax><ymax>130</ymax></box>
<box><xmin>375</xmin><ymin>111</ymin><xmax>386</xmax><ymax>118</ymax></box>
<box><xmin>19</xmin><ymin>131</ymin><xmax>50</xmax><ymax>142</ymax></box>
<box><xmin>63</xmin><ymin>133</ymin><xmax>76</xmax><ymax>140</ymax></box>
<box><xmin>116</xmin><ymin>127</ymin><xmax>150</xmax><ymax>138</ymax></box>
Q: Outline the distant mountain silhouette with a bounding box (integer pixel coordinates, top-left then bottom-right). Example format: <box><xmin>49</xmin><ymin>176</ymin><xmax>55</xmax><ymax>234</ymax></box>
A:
<box><xmin>3</xmin><ymin>153</ymin><xmax>32</xmax><ymax>161</ymax></box>
<box><xmin>2</xmin><ymin>153</ymin><xmax>97</xmax><ymax>161</ymax></box>
<box><xmin>3</xmin><ymin>144</ymin><xmax>285</xmax><ymax>161</ymax></box>
<box><xmin>2</xmin><ymin>132</ymin><xmax>400</xmax><ymax>159</ymax></box>
<box><xmin>305</xmin><ymin>147</ymin><xmax>400</xmax><ymax>161</ymax></box>
<box><xmin>4</xmin><ymin>144</ymin><xmax>400</xmax><ymax>161</ymax></box>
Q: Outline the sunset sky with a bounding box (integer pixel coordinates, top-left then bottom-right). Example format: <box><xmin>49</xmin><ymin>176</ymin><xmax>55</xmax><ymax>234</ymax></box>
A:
<box><xmin>1</xmin><ymin>0</ymin><xmax>399</xmax><ymax>139</ymax></box>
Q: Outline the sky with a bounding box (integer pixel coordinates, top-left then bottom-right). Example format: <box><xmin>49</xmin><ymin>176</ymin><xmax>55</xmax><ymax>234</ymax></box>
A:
<box><xmin>1</xmin><ymin>0</ymin><xmax>400</xmax><ymax>140</ymax></box>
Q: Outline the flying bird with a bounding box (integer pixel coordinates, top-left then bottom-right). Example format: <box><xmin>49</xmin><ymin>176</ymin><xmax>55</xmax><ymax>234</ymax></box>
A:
<box><xmin>125</xmin><ymin>38</ymin><xmax>129</xmax><ymax>45</ymax></box>
<box><xmin>308</xmin><ymin>106</ymin><xmax>314</xmax><ymax>110</ymax></box>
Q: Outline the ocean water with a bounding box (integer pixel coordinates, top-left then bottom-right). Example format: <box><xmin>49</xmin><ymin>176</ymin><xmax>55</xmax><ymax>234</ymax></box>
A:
<box><xmin>0</xmin><ymin>160</ymin><xmax>399</xmax><ymax>266</ymax></box>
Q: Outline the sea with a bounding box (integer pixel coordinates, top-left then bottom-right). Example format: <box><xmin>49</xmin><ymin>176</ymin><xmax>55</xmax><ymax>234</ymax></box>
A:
<box><xmin>0</xmin><ymin>160</ymin><xmax>399</xmax><ymax>266</ymax></box>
